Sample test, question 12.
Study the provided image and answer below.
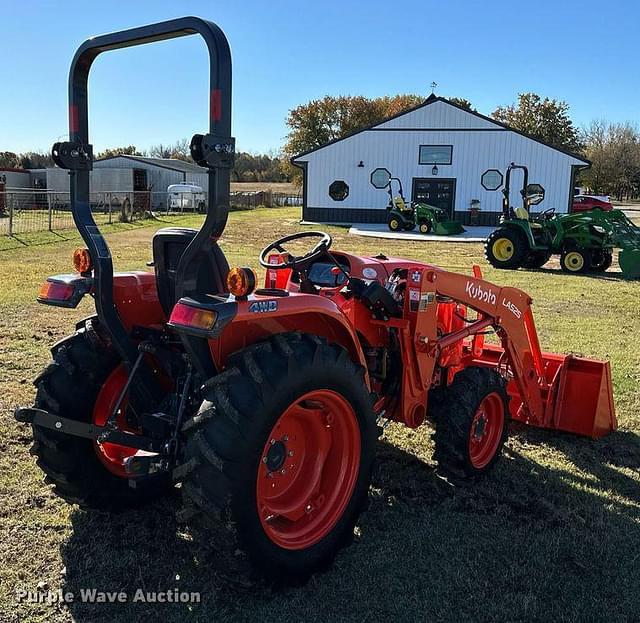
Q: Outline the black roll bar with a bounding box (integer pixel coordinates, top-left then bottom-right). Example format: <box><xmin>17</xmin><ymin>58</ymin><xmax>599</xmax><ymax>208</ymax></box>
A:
<box><xmin>502</xmin><ymin>163</ymin><xmax>529</xmax><ymax>217</ymax></box>
<box><xmin>60</xmin><ymin>17</ymin><xmax>233</xmax><ymax>371</ymax></box>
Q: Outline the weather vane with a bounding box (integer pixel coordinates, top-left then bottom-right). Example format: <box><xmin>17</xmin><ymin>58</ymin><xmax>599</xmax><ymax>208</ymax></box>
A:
<box><xmin>430</xmin><ymin>81</ymin><xmax>437</xmax><ymax>94</ymax></box>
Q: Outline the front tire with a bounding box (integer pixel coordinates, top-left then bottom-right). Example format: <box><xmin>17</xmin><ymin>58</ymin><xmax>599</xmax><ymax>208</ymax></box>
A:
<box><xmin>388</xmin><ymin>216</ymin><xmax>400</xmax><ymax>231</ymax></box>
<box><xmin>178</xmin><ymin>332</ymin><xmax>377</xmax><ymax>582</ymax></box>
<box><xmin>430</xmin><ymin>367</ymin><xmax>509</xmax><ymax>481</ymax></box>
<box><xmin>485</xmin><ymin>228</ymin><xmax>528</xmax><ymax>269</ymax></box>
<box><xmin>590</xmin><ymin>249</ymin><xmax>613</xmax><ymax>272</ymax></box>
<box><xmin>419</xmin><ymin>220</ymin><xmax>432</xmax><ymax>234</ymax></box>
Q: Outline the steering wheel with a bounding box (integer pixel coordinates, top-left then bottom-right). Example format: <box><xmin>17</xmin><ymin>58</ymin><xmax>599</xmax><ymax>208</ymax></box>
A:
<box><xmin>259</xmin><ymin>231</ymin><xmax>332</xmax><ymax>271</ymax></box>
<box><xmin>541</xmin><ymin>207</ymin><xmax>556</xmax><ymax>220</ymax></box>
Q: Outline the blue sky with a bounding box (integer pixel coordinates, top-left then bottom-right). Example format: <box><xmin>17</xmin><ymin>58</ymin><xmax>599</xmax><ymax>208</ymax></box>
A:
<box><xmin>1</xmin><ymin>0</ymin><xmax>638</xmax><ymax>155</ymax></box>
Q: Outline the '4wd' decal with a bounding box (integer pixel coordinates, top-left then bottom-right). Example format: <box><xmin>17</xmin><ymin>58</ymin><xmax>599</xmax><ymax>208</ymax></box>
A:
<box><xmin>249</xmin><ymin>300</ymin><xmax>278</xmax><ymax>313</ymax></box>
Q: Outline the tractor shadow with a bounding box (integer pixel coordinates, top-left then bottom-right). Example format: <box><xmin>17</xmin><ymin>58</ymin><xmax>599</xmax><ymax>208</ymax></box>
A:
<box><xmin>59</xmin><ymin>428</ymin><xmax>640</xmax><ymax>622</ymax></box>
<box><xmin>532</xmin><ymin>266</ymin><xmax>629</xmax><ymax>281</ymax></box>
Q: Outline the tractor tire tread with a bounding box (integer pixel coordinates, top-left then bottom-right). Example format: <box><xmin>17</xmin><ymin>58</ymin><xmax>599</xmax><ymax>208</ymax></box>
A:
<box><xmin>179</xmin><ymin>331</ymin><xmax>377</xmax><ymax>582</ymax></box>
<box><xmin>28</xmin><ymin>319</ymin><xmax>168</xmax><ymax>510</ymax></box>
<box><xmin>430</xmin><ymin>367</ymin><xmax>509</xmax><ymax>481</ymax></box>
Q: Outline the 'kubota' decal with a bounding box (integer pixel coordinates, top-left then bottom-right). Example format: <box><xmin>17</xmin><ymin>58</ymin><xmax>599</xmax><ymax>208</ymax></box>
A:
<box><xmin>249</xmin><ymin>300</ymin><xmax>278</xmax><ymax>313</ymax></box>
<box><xmin>464</xmin><ymin>281</ymin><xmax>496</xmax><ymax>305</ymax></box>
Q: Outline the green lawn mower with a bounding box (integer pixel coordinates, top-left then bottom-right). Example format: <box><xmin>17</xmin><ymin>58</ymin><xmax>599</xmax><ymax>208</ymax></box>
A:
<box><xmin>370</xmin><ymin>168</ymin><xmax>465</xmax><ymax>235</ymax></box>
<box><xmin>484</xmin><ymin>163</ymin><xmax>640</xmax><ymax>278</ymax></box>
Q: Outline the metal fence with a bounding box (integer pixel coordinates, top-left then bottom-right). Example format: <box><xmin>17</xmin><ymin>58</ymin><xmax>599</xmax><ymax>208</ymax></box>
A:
<box><xmin>0</xmin><ymin>188</ymin><xmax>302</xmax><ymax>237</ymax></box>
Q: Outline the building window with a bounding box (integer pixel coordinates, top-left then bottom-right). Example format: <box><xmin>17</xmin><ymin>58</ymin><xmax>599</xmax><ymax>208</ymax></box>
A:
<box><xmin>329</xmin><ymin>180</ymin><xmax>349</xmax><ymax>201</ymax></box>
<box><xmin>481</xmin><ymin>169</ymin><xmax>503</xmax><ymax>191</ymax></box>
<box><xmin>418</xmin><ymin>145</ymin><xmax>453</xmax><ymax>165</ymax></box>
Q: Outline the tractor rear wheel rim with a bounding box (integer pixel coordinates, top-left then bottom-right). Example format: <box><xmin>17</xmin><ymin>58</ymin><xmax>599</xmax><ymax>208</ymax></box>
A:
<box><xmin>565</xmin><ymin>251</ymin><xmax>584</xmax><ymax>271</ymax></box>
<box><xmin>256</xmin><ymin>389</ymin><xmax>361</xmax><ymax>550</ymax></box>
<box><xmin>468</xmin><ymin>392</ymin><xmax>504</xmax><ymax>469</ymax></box>
<box><xmin>92</xmin><ymin>365</ymin><xmax>138</xmax><ymax>478</ymax></box>
<box><xmin>493</xmin><ymin>238</ymin><xmax>514</xmax><ymax>261</ymax></box>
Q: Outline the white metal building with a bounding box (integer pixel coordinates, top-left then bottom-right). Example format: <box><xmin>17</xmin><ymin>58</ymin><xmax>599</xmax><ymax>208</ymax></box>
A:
<box><xmin>94</xmin><ymin>155</ymin><xmax>209</xmax><ymax>194</ymax></box>
<box><xmin>292</xmin><ymin>95</ymin><xmax>590</xmax><ymax>226</ymax></box>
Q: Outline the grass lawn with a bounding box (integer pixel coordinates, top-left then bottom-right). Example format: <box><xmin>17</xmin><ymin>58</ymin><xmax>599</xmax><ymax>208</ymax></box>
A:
<box><xmin>0</xmin><ymin>207</ymin><xmax>639</xmax><ymax>622</ymax></box>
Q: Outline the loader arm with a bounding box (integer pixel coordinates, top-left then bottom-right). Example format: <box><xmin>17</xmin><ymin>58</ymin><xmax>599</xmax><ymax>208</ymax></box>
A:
<box><xmin>425</xmin><ymin>268</ymin><xmax>547</xmax><ymax>424</ymax></box>
<box><xmin>393</xmin><ymin>265</ymin><xmax>615</xmax><ymax>439</ymax></box>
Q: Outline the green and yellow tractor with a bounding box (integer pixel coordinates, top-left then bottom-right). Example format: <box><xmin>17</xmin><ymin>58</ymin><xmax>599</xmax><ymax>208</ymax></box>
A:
<box><xmin>484</xmin><ymin>163</ymin><xmax>640</xmax><ymax>278</ymax></box>
<box><xmin>371</xmin><ymin>168</ymin><xmax>465</xmax><ymax>236</ymax></box>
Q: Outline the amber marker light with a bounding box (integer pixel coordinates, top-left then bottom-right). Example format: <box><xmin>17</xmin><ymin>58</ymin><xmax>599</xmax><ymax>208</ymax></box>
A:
<box><xmin>226</xmin><ymin>267</ymin><xmax>256</xmax><ymax>298</ymax></box>
<box><xmin>73</xmin><ymin>248</ymin><xmax>93</xmax><ymax>273</ymax></box>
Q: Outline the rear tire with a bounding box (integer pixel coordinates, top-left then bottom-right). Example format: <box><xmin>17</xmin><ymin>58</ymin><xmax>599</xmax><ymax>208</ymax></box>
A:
<box><xmin>30</xmin><ymin>319</ymin><xmax>169</xmax><ymax>509</ymax></box>
<box><xmin>430</xmin><ymin>367</ymin><xmax>509</xmax><ymax>481</ymax></box>
<box><xmin>485</xmin><ymin>228</ymin><xmax>528</xmax><ymax>269</ymax></box>
<box><xmin>178</xmin><ymin>332</ymin><xmax>377</xmax><ymax>582</ymax></box>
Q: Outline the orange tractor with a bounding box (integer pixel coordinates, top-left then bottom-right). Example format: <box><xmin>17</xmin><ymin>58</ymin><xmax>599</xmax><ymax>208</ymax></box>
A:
<box><xmin>16</xmin><ymin>17</ymin><xmax>616</xmax><ymax>582</ymax></box>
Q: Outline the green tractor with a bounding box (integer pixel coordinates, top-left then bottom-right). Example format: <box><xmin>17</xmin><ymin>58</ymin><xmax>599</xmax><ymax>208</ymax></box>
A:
<box><xmin>484</xmin><ymin>163</ymin><xmax>640</xmax><ymax>278</ymax></box>
<box><xmin>370</xmin><ymin>168</ymin><xmax>465</xmax><ymax>235</ymax></box>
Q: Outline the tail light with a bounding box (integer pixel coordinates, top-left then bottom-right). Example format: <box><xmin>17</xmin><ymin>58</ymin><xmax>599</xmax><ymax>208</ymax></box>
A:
<box><xmin>37</xmin><ymin>276</ymin><xmax>93</xmax><ymax>308</ymax></box>
<box><xmin>168</xmin><ymin>300</ymin><xmax>219</xmax><ymax>336</ymax></box>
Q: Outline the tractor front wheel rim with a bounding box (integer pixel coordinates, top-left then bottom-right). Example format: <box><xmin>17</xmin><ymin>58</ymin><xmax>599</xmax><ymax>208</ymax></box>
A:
<box><xmin>256</xmin><ymin>389</ymin><xmax>361</xmax><ymax>550</ymax></box>
<box><xmin>493</xmin><ymin>238</ymin><xmax>515</xmax><ymax>261</ymax></box>
<box><xmin>468</xmin><ymin>392</ymin><xmax>504</xmax><ymax>469</ymax></box>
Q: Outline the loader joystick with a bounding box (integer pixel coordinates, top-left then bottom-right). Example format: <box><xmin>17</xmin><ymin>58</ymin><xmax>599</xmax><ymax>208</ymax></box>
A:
<box><xmin>259</xmin><ymin>231</ymin><xmax>333</xmax><ymax>271</ymax></box>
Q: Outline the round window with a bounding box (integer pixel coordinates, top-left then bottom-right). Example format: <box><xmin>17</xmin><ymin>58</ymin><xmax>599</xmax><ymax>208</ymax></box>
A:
<box><xmin>329</xmin><ymin>180</ymin><xmax>349</xmax><ymax>201</ymax></box>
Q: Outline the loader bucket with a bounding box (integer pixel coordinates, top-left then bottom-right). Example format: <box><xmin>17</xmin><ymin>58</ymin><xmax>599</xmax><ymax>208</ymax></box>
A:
<box><xmin>433</xmin><ymin>221</ymin><xmax>465</xmax><ymax>236</ymax></box>
<box><xmin>619</xmin><ymin>248</ymin><xmax>640</xmax><ymax>279</ymax></box>
<box><xmin>550</xmin><ymin>355</ymin><xmax>616</xmax><ymax>438</ymax></box>
<box><xmin>474</xmin><ymin>346</ymin><xmax>616</xmax><ymax>439</ymax></box>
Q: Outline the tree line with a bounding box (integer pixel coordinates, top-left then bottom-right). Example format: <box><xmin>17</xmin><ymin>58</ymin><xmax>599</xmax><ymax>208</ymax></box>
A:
<box><xmin>4</xmin><ymin>93</ymin><xmax>639</xmax><ymax>198</ymax></box>
<box><xmin>0</xmin><ymin>142</ymin><xmax>289</xmax><ymax>185</ymax></box>
<box><xmin>283</xmin><ymin>92</ymin><xmax>640</xmax><ymax>200</ymax></box>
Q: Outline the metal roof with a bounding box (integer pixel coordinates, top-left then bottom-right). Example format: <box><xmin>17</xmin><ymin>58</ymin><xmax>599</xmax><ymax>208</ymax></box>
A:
<box><xmin>292</xmin><ymin>95</ymin><xmax>590</xmax><ymax>165</ymax></box>
<box><xmin>95</xmin><ymin>154</ymin><xmax>207</xmax><ymax>174</ymax></box>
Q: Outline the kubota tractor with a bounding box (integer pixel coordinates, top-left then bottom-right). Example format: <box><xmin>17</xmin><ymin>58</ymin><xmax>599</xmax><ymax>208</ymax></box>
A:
<box><xmin>15</xmin><ymin>18</ymin><xmax>617</xmax><ymax>582</ymax></box>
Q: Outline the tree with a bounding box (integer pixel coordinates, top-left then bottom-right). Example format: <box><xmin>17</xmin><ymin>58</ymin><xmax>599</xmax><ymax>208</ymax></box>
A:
<box><xmin>492</xmin><ymin>93</ymin><xmax>581</xmax><ymax>152</ymax></box>
<box><xmin>232</xmin><ymin>151</ymin><xmax>288</xmax><ymax>182</ymax></box>
<box><xmin>147</xmin><ymin>139</ymin><xmax>192</xmax><ymax>161</ymax></box>
<box><xmin>18</xmin><ymin>151</ymin><xmax>55</xmax><ymax>168</ymax></box>
<box><xmin>283</xmin><ymin>94</ymin><xmax>428</xmax><ymax>182</ymax></box>
<box><xmin>580</xmin><ymin>120</ymin><xmax>640</xmax><ymax>200</ymax></box>
<box><xmin>0</xmin><ymin>152</ymin><xmax>20</xmax><ymax>168</ymax></box>
<box><xmin>448</xmin><ymin>97</ymin><xmax>475</xmax><ymax>111</ymax></box>
<box><xmin>96</xmin><ymin>145</ymin><xmax>142</xmax><ymax>159</ymax></box>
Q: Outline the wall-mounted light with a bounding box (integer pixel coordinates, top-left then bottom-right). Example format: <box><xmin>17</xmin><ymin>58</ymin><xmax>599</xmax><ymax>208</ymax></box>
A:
<box><xmin>432</xmin><ymin>164</ymin><xmax>439</xmax><ymax>176</ymax></box>
<box><xmin>357</xmin><ymin>161</ymin><xmax>364</xmax><ymax>168</ymax></box>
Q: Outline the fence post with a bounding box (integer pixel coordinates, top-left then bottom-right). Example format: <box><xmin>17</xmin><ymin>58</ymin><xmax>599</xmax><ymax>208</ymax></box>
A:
<box><xmin>108</xmin><ymin>193</ymin><xmax>112</xmax><ymax>224</ymax></box>
<box><xmin>48</xmin><ymin>196</ymin><xmax>53</xmax><ymax>232</ymax></box>
<box><xmin>8</xmin><ymin>196</ymin><xmax>13</xmax><ymax>237</ymax></box>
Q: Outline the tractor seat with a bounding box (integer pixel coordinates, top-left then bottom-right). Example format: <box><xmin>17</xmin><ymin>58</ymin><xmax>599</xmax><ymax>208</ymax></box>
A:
<box><xmin>393</xmin><ymin>196</ymin><xmax>406</xmax><ymax>210</ymax></box>
<box><xmin>152</xmin><ymin>227</ymin><xmax>229</xmax><ymax>317</ymax></box>
<box><xmin>514</xmin><ymin>207</ymin><xmax>543</xmax><ymax>229</ymax></box>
